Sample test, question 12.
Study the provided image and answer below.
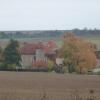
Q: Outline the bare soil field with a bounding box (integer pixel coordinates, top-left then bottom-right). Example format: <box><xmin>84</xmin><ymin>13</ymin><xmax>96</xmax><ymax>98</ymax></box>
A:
<box><xmin>0</xmin><ymin>72</ymin><xmax>100</xmax><ymax>100</ymax></box>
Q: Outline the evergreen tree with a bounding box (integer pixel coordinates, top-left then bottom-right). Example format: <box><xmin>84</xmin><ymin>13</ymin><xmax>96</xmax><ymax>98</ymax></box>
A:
<box><xmin>3</xmin><ymin>39</ymin><xmax>22</xmax><ymax>69</ymax></box>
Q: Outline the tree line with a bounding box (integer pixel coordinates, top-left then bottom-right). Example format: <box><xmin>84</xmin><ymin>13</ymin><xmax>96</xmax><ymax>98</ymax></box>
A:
<box><xmin>0</xmin><ymin>28</ymin><xmax>100</xmax><ymax>39</ymax></box>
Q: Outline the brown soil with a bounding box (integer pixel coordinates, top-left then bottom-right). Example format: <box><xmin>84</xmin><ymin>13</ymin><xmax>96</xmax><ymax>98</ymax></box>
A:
<box><xmin>0</xmin><ymin>72</ymin><xmax>100</xmax><ymax>100</ymax></box>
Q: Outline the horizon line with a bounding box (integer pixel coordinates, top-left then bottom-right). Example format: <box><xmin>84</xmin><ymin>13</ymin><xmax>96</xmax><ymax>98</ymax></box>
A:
<box><xmin>0</xmin><ymin>28</ymin><xmax>100</xmax><ymax>32</ymax></box>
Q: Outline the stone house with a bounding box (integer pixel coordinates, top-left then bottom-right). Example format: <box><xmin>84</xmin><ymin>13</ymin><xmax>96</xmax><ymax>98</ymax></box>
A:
<box><xmin>20</xmin><ymin>42</ymin><xmax>57</xmax><ymax>69</ymax></box>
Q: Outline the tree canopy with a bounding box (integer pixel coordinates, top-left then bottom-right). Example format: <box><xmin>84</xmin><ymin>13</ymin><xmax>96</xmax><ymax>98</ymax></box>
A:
<box><xmin>59</xmin><ymin>32</ymin><xmax>96</xmax><ymax>73</ymax></box>
<box><xmin>3</xmin><ymin>39</ymin><xmax>22</xmax><ymax>69</ymax></box>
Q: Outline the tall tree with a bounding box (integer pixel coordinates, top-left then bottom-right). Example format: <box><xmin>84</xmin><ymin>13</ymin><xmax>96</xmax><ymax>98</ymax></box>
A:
<box><xmin>3</xmin><ymin>39</ymin><xmax>22</xmax><ymax>69</ymax></box>
<box><xmin>60</xmin><ymin>32</ymin><xmax>96</xmax><ymax>73</ymax></box>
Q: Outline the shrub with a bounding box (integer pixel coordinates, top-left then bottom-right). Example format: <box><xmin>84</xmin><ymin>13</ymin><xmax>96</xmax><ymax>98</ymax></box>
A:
<box><xmin>47</xmin><ymin>60</ymin><xmax>54</xmax><ymax>72</ymax></box>
<box><xmin>7</xmin><ymin>64</ymin><xmax>16</xmax><ymax>69</ymax></box>
<box><xmin>54</xmin><ymin>64</ymin><xmax>66</xmax><ymax>73</ymax></box>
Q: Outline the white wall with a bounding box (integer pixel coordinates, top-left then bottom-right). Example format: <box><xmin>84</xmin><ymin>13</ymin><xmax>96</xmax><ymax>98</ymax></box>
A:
<box><xmin>21</xmin><ymin>55</ymin><xmax>33</xmax><ymax>69</ymax></box>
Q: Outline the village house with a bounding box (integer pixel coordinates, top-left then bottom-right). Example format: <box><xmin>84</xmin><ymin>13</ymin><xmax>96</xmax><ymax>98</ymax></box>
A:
<box><xmin>95</xmin><ymin>50</ymin><xmax>100</xmax><ymax>68</ymax></box>
<box><xmin>87</xmin><ymin>43</ymin><xmax>100</xmax><ymax>68</ymax></box>
<box><xmin>20</xmin><ymin>41</ymin><xmax>57</xmax><ymax>69</ymax></box>
<box><xmin>94</xmin><ymin>44</ymin><xmax>100</xmax><ymax>68</ymax></box>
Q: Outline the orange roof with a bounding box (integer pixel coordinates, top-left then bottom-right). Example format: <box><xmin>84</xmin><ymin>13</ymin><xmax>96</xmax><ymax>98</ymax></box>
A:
<box><xmin>21</xmin><ymin>42</ymin><xmax>57</xmax><ymax>55</ymax></box>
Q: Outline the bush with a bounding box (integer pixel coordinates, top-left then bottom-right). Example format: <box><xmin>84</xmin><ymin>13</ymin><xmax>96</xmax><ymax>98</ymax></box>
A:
<box><xmin>47</xmin><ymin>60</ymin><xmax>54</xmax><ymax>72</ymax></box>
<box><xmin>95</xmin><ymin>71</ymin><xmax>100</xmax><ymax>75</ymax></box>
<box><xmin>7</xmin><ymin>64</ymin><xmax>16</xmax><ymax>69</ymax></box>
<box><xmin>0</xmin><ymin>62</ymin><xmax>5</xmax><ymax>69</ymax></box>
<box><xmin>54</xmin><ymin>64</ymin><xmax>66</xmax><ymax>74</ymax></box>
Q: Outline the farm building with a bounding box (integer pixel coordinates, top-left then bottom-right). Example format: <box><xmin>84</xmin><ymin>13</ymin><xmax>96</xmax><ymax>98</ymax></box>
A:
<box><xmin>20</xmin><ymin>41</ymin><xmax>57</xmax><ymax>69</ymax></box>
<box><xmin>95</xmin><ymin>51</ymin><xmax>100</xmax><ymax>68</ymax></box>
<box><xmin>94</xmin><ymin>44</ymin><xmax>100</xmax><ymax>68</ymax></box>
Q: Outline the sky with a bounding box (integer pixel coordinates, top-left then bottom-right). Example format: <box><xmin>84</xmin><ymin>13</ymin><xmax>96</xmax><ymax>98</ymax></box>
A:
<box><xmin>0</xmin><ymin>0</ymin><xmax>100</xmax><ymax>30</ymax></box>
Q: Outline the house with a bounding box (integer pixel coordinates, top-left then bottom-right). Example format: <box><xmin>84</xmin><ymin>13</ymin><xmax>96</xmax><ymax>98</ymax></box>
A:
<box><xmin>56</xmin><ymin>58</ymin><xmax>64</xmax><ymax>66</ymax></box>
<box><xmin>95</xmin><ymin>51</ymin><xmax>100</xmax><ymax>68</ymax></box>
<box><xmin>20</xmin><ymin>42</ymin><xmax>57</xmax><ymax>69</ymax></box>
<box><xmin>20</xmin><ymin>43</ymin><xmax>36</xmax><ymax>69</ymax></box>
<box><xmin>87</xmin><ymin>43</ymin><xmax>100</xmax><ymax>68</ymax></box>
<box><xmin>93</xmin><ymin>44</ymin><xmax>100</xmax><ymax>68</ymax></box>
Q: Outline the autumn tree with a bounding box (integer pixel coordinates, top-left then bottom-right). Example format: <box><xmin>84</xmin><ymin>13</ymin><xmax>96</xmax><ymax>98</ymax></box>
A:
<box><xmin>59</xmin><ymin>32</ymin><xmax>96</xmax><ymax>73</ymax></box>
<box><xmin>3</xmin><ymin>39</ymin><xmax>22</xmax><ymax>69</ymax></box>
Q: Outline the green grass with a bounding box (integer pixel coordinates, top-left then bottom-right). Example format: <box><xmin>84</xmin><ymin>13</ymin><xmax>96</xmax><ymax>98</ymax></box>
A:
<box><xmin>56</xmin><ymin>36</ymin><xmax>100</xmax><ymax>50</ymax></box>
<box><xmin>85</xmin><ymin>37</ymin><xmax>100</xmax><ymax>44</ymax></box>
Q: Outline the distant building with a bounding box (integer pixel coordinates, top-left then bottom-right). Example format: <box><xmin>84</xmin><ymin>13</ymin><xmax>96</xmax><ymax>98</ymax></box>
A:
<box><xmin>89</xmin><ymin>43</ymin><xmax>100</xmax><ymax>68</ymax></box>
<box><xmin>56</xmin><ymin>58</ymin><xmax>64</xmax><ymax>66</ymax></box>
<box><xmin>95</xmin><ymin>51</ymin><xmax>100</xmax><ymax>68</ymax></box>
<box><xmin>20</xmin><ymin>41</ymin><xmax>57</xmax><ymax>69</ymax></box>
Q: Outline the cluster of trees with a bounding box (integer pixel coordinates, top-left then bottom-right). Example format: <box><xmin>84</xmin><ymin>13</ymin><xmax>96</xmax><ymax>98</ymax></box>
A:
<box><xmin>0</xmin><ymin>31</ymin><xmax>62</xmax><ymax>39</ymax></box>
<box><xmin>58</xmin><ymin>32</ymin><xmax>96</xmax><ymax>74</ymax></box>
<box><xmin>0</xmin><ymin>39</ymin><xmax>22</xmax><ymax>70</ymax></box>
<box><xmin>0</xmin><ymin>29</ymin><xmax>100</xmax><ymax>39</ymax></box>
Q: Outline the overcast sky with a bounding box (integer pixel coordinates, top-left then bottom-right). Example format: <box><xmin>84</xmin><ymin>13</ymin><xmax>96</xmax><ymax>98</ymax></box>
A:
<box><xmin>0</xmin><ymin>0</ymin><xmax>100</xmax><ymax>30</ymax></box>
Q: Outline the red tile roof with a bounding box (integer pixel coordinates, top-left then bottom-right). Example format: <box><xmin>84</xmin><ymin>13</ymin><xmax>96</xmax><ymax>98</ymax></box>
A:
<box><xmin>21</xmin><ymin>42</ymin><xmax>57</xmax><ymax>55</ymax></box>
<box><xmin>21</xmin><ymin>43</ymin><xmax>36</xmax><ymax>55</ymax></box>
<box><xmin>43</xmin><ymin>46</ymin><xmax>55</xmax><ymax>55</ymax></box>
<box><xmin>47</xmin><ymin>40</ymin><xmax>57</xmax><ymax>49</ymax></box>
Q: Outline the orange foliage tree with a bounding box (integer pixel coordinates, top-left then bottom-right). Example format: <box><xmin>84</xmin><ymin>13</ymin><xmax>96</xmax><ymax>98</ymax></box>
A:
<box><xmin>59</xmin><ymin>32</ymin><xmax>96</xmax><ymax>73</ymax></box>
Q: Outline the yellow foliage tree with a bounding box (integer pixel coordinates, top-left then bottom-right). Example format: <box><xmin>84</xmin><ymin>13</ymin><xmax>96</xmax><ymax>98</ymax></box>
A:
<box><xmin>60</xmin><ymin>32</ymin><xmax>96</xmax><ymax>73</ymax></box>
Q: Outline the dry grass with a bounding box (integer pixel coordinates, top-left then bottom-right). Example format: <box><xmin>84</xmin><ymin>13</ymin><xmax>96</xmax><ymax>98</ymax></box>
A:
<box><xmin>0</xmin><ymin>72</ymin><xmax>100</xmax><ymax>100</ymax></box>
